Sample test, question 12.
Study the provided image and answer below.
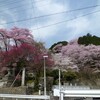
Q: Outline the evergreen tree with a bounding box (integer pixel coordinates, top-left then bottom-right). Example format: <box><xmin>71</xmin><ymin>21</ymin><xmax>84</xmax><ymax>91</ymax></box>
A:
<box><xmin>78</xmin><ymin>33</ymin><xmax>100</xmax><ymax>45</ymax></box>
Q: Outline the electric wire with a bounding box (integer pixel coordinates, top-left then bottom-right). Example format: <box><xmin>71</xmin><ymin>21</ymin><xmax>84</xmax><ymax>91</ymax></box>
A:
<box><xmin>0</xmin><ymin>0</ymin><xmax>50</xmax><ymax>12</ymax></box>
<box><xmin>32</xmin><ymin>9</ymin><xmax>100</xmax><ymax>30</ymax></box>
<box><xmin>0</xmin><ymin>0</ymin><xmax>24</xmax><ymax>8</ymax></box>
<box><xmin>0</xmin><ymin>0</ymin><xmax>51</xmax><ymax>16</ymax></box>
<box><xmin>31</xmin><ymin>0</ymin><xmax>39</xmax><ymax>30</ymax></box>
<box><xmin>0</xmin><ymin>0</ymin><xmax>17</xmax><ymax>5</ymax></box>
<box><xmin>0</xmin><ymin>5</ymin><xmax>100</xmax><ymax>25</ymax></box>
<box><xmin>0</xmin><ymin>0</ymin><xmax>48</xmax><ymax>9</ymax></box>
<box><xmin>0</xmin><ymin>2</ymin><xmax>51</xmax><ymax>15</ymax></box>
<box><xmin>0</xmin><ymin>4</ymin><xmax>100</xmax><ymax>15</ymax></box>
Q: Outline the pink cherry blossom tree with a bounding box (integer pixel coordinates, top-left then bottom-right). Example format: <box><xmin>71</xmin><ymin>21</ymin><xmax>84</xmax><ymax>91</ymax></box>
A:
<box><xmin>0</xmin><ymin>27</ymin><xmax>33</xmax><ymax>51</ymax></box>
<box><xmin>0</xmin><ymin>27</ymin><xmax>54</xmax><ymax>86</ymax></box>
<box><xmin>61</xmin><ymin>41</ymin><xmax>100</xmax><ymax>72</ymax></box>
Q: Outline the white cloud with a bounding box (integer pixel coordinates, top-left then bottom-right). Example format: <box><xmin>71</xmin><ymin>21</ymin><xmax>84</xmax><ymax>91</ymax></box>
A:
<box><xmin>88</xmin><ymin>8</ymin><xmax>100</xmax><ymax>35</ymax></box>
<box><xmin>0</xmin><ymin>6</ymin><xmax>18</xmax><ymax>28</ymax></box>
<box><xmin>2</xmin><ymin>0</ymin><xmax>100</xmax><ymax>47</ymax></box>
<box><xmin>0</xmin><ymin>19</ymin><xmax>7</xmax><ymax>28</ymax></box>
<box><xmin>30</xmin><ymin>24</ymin><xmax>58</xmax><ymax>41</ymax></box>
<box><xmin>4</xmin><ymin>10</ymin><xmax>18</xmax><ymax>27</ymax></box>
<box><xmin>65</xmin><ymin>1</ymin><xmax>100</xmax><ymax>40</ymax></box>
<box><xmin>29</xmin><ymin>0</ymin><xmax>70</xmax><ymax>41</ymax></box>
<box><xmin>36</xmin><ymin>0</ymin><xmax>68</xmax><ymax>14</ymax></box>
<box><xmin>66</xmin><ymin>16</ymin><xmax>90</xmax><ymax>39</ymax></box>
<box><xmin>31</xmin><ymin>0</ymin><xmax>100</xmax><ymax>42</ymax></box>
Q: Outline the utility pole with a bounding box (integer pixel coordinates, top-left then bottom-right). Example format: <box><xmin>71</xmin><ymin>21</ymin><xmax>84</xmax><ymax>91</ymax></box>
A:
<box><xmin>59</xmin><ymin>68</ymin><xmax>61</xmax><ymax>100</ymax></box>
<box><xmin>43</xmin><ymin>55</ymin><xmax>48</xmax><ymax>97</ymax></box>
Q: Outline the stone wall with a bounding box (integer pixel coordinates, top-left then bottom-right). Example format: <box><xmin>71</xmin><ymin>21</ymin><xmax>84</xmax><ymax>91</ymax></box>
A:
<box><xmin>0</xmin><ymin>86</ymin><xmax>27</xmax><ymax>100</ymax></box>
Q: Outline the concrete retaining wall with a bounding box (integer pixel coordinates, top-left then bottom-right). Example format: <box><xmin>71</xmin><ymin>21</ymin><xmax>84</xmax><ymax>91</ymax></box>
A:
<box><xmin>0</xmin><ymin>86</ymin><xmax>27</xmax><ymax>100</ymax></box>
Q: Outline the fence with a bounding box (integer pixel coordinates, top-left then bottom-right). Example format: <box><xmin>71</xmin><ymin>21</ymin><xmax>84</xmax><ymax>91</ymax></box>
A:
<box><xmin>0</xmin><ymin>94</ymin><xmax>50</xmax><ymax>100</ymax></box>
<box><xmin>60</xmin><ymin>90</ymin><xmax>100</xmax><ymax>100</ymax></box>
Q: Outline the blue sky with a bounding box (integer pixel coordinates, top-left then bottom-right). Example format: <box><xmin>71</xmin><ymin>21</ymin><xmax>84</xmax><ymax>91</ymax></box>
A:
<box><xmin>0</xmin><ymin>0</ymin><xmax>100</xmax><ymax>48</ymax></box>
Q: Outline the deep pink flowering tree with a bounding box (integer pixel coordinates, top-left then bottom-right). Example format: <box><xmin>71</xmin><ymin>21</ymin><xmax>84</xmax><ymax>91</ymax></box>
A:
<box><xmin>0</xmin><ymin>27</ymin><xmax>53</xmax><ymax>75</ymax></box>
<box><xmin>0</xmin><ymin>27</ymin><xmax>53</xmax><ymax>87</ymax></box>
<box><xmin>1</xmin><ymin>43</ymin><xmax>53</xmax><ymax>71</ymax></box>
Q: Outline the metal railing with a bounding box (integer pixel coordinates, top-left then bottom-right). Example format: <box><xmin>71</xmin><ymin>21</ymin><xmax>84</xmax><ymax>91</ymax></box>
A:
<box><xmin>0</xmin><ymin>94</ymin><xmax>50</xmax><ymax>100</ymax></box>
<box><xmin>60</xmin><ymin>90</ymin><xmax>100</xmax><ymax>100</ymax></box>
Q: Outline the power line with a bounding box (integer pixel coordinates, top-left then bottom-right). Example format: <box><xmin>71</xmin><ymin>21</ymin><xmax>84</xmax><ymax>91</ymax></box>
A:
<box><xmin>0</xmin><ymin>0</ymin><xmax>17</xmax><ymax>5</ymax></box>
<box><xmin>0</xmin><ymin>5</ymin><xmax>100</xmax><ymax>25</ymax></box>
<box><xmin>0</xmin><ymin>0</ymin><xmax>51</xmax><ymax>17</ymax></box>
<box><xmin>43</xmin><ymin>5</ymin><xmax>100</xmax><ymax>17</ymax></box>
<box><xmin>0</xmin><ymin>0</ymin><xmax>50</xmax><ymax>12</ymax></box>
<box><xmin>0</xmin><ymin>0</ymin><xmax>24</xmax><ymax>8</ymax></box>
<box><xmin>32</xmin><ymin>9</ymin><xmax>100</xmax><ymax>30</ymax></box>
<box><xmin>31</xmin><ymin>0</ymin><xmax>40</xmax><ymax>38</ymax></box>
<box><xmin>0</xmin><ymin>0</ymin><xmax>48</xmax><ymax>9</ymax></box>
<box><xmin>0</xmin><ymin>4</ymin><xmax>99</xmax><ymax>15</ymax></box>
<box><xmin>0</xmin><ymin>1</ymin><xmax>51</xmax><ymax>15</ymax></box>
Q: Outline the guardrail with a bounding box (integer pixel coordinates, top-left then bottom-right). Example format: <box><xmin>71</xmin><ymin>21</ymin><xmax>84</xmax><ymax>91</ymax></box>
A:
<box><xmin>0</xmin><ymin>94</ymin><xmax>50</xmax><ymax>100</ymax></box>
<box><xmin>60</xmin><ymin>90</ymin><xmax>100</xmax><ymax>100</ymax></box>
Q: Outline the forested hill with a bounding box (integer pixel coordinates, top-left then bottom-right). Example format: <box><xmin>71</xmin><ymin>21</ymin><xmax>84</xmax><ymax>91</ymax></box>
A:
<box><xmin>50</xmin><ymin>33</ymin><xmax>100</xmax><ymax>53</ymax></box>
<box><xmin>78</xmin><ymin>33</ymin><xmax>100</xmax><ymax>45</ymax></box>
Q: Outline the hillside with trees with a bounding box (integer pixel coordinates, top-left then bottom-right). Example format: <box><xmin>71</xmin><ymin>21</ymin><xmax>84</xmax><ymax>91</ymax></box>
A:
<box><xmin>0</xmin><ymin>29</ymin><xmax>100</xmax><ymax>92</ymax></box>
<box><xmin>78</xmin><ymin>33</ymin><xmax>100</xmax><ymax>45</ymax></box>
<box><xmin>49</xmin><ymin>41</ymin><xmax>68</xmax><ymax>53</ymax></box>
<box><xmin>51</xmin><ymin>35</ymin><xmax>100</xmax><ymax>87</ymax></box>
<box><xmin>61</xmin><ymin>41</ymin><xmax>100</xmax><ymax>87</ymax></box>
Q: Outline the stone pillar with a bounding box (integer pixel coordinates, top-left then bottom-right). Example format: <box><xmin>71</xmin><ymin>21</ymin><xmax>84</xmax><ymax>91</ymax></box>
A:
<box><xmin>21</xmin><ymin>67</ymin><xmax>25</xmax><ymax>86</ymax></box>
